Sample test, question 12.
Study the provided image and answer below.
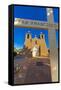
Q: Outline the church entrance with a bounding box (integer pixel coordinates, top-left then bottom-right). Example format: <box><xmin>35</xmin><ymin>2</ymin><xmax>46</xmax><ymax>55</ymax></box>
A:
<box><xmin>32</xmin><ymin>46</ymin><xmax>39</xmax><ymax>58</ymax></box>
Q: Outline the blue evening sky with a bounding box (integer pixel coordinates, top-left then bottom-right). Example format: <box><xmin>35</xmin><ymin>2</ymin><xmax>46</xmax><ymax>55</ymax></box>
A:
<box><xmin>14</xmin><ymin>5</ymin><xmax>59</xmax><ymax>49</ymax></box>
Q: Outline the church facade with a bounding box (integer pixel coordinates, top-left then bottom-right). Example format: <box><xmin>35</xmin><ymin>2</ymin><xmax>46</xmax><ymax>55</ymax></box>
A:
<box><xmin>24</xmin><ymin>32</ymin><xmax>49</xmax><ymax>57</ymax></box>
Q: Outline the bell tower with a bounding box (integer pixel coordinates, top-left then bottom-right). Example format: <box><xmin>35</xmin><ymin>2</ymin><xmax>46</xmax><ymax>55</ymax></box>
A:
<box><xmin>25</xmin><ymin>31</ymin><xmax>32</xmax><ymax>49</ymax></box>
<box><xmin>40</xmin><ymin>32</ymin><xmax>45</xmax><ymax>39</ymax></box>
<box><xmin>40</xmin><ymin>32</ymin><xmax>48</xmax><ymax>56</ymax></box>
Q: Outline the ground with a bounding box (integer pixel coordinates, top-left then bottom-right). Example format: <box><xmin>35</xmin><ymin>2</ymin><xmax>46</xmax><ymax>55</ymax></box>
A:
<box><xmin>14</xmin><ymin>48</ymin><xmax>52</xmax><ymax>84</ymax></box>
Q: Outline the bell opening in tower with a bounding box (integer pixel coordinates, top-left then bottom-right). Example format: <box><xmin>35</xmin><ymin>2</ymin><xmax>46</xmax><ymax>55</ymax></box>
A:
<box><xmin>27</xmin><ymin>34</ymin><xmax>29</xmax><ymax>39</ymax></box>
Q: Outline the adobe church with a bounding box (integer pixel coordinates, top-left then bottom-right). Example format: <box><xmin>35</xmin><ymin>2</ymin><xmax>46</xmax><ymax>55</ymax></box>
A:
<box><xmin>24</xmin><ymin>32</ymin><xmax>49</xmax><ymax>57</ymax></box>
